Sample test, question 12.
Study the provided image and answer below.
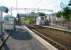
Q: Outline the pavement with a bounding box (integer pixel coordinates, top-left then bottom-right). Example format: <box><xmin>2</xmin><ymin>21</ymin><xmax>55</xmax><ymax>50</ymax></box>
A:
<box><xmin>2</xmin><ymin>26</ymin><xmax>48</xmax><ymax>50</ymax></box>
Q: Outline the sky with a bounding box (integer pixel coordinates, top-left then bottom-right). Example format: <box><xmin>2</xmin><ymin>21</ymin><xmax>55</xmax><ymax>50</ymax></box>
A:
<box><xmin>0</xmin><ymin>0</ymin><xmax>70</xmax><ymax>16</ymax></box>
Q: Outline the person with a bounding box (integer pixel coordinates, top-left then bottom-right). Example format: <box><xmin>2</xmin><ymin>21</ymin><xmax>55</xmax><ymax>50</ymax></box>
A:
<box><xmin>40</xmin><ymin>16</ymin><xmax>45</xmax><ymax>25</ymax></box>
<box><xmin>0</xmin><ymin>32</ymin><xmax>4</xmax><ymax>41</ymax></box>
<box><xmin>36</xmin><ymin>16</ymin><xmax>41</xmax><ymax>25</ymax></box>
<box><xmin>0</xmin><ymin>20</ymin><xmax>4</xmax><ymax>41</ymax></box>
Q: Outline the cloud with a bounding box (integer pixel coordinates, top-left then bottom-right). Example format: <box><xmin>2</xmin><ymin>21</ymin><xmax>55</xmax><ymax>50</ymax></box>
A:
<box><xmin>0</xmin><ymin>0</ymin><xmax>69</xmax><ymax>14</ymax></box>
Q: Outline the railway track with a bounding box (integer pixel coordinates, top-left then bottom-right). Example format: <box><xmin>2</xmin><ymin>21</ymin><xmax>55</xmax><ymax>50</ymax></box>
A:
<box><xmin>26</xmin><ymin>25</ymin><xmax>71</xmax><ymax>50</ymax></box>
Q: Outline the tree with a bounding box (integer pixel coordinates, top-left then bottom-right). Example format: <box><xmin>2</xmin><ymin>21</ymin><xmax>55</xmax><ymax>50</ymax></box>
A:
<box><xmin>68</xmin><ymin>0</ymin><xmax>71</xmax><ymax>6</ymax></box>
<box><xmin>56</xmin><ymin>0</ymin><xmax>71</xmax><ymax>29</ymax></box>
<box><xmin>62</xmin><ymin>7</ymin><xmax>71</xmax><ymax>21</ymax></box>
<box><xmin>56</xmin><ymin>4</ymin><xmax>71</xmax><ymax>20</ymax></box>
<box><xmin>39</xmin><ymin>12</ymin><xmax>45</xmax><ymax>16</ymax></box>
<box><xmin>56</xmin><ymin>11</ymin><xmax>63</xmax><ymax>18</ymax></box>
<box><xmin>62</xmin><ymin>7</ymin><xmax>71</xmax><ymax>29</ymax></box>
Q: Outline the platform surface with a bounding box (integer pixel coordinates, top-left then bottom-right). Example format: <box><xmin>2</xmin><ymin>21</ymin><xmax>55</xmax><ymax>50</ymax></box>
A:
<box><xmin>3</xmin><ymin>26</ymin><xmax>48</xmax><ymax>50</ymax></box>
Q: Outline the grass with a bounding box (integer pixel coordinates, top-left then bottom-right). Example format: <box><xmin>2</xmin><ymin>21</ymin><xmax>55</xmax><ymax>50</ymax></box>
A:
<box><xmin>21</xmin><ymin>16</ymin><xmax>36</xmax><ymax>24</ymax></box>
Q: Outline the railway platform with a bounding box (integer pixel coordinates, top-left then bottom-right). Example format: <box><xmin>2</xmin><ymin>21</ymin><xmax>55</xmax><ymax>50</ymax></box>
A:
<box><xmin>1</xmin><ymin>25</ymin><xmax>57</xmax><ymax>50</ymax></box>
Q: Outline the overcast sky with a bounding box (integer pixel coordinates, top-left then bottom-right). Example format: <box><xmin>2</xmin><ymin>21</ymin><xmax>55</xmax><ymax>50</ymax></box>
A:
<box><xmin>0</xmin><ymin>0</ymin><xmax>70</xmax><ymax>16</ymax></box>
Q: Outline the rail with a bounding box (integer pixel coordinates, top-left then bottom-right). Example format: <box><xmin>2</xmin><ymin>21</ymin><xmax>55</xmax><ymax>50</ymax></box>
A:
<box><xmin>26</xmin><ymin>25</ymin><xmax>71</xmax><ymax>50</ymax></box>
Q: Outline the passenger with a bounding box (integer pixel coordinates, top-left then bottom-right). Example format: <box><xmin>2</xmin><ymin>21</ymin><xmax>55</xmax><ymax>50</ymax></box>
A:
<box><xmin>0</xmin><ymin>32</ymin><xmax>4</xmax><ymax>41</ymax></box>
<box><xmin>45</xmin><ymin>20</ymin><xmax>49</xmax><ymax>26</ymax></box>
